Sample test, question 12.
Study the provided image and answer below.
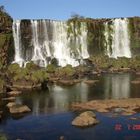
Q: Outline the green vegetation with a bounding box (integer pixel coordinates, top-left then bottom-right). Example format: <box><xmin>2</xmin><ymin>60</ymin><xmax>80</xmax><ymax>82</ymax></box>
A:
<box><xmin>46</xmin><ymin>64</ymin><xmax>56</xmax><ymax>73</ymax></box>
<box><xmin>0</xmin><ymin>78</ymin><xmax>5</xmax><ymax>93</ymax></box>
<box><xmin>90</xmin><ymin>55</ymin><xmax>140</xmax><ymax>69</ymax></box>
<box><xmin>55</xmin><ymin>64</ymin><xmax>76</xmax><ymax>78</ymax></box>
<box><xmin>8</xmin><ymin>63</ymin><xmax>48</xmax><ymax>84</ymax></box>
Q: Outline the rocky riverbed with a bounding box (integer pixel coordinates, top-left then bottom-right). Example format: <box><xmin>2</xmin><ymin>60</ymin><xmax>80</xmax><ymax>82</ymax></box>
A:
<box><xmin>71</xmin><ymin>98</ymin><xmax>140</xmax><ymax>115</ymax></box>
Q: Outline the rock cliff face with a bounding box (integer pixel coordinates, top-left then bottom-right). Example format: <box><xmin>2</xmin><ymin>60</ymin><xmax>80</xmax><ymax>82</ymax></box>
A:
<box><xmin>0</xmin><ymin>8</ymin><xmax>140</xmax><ymax>68</ymax></box>
<box><xmin>129</xmin><ymin>17</ymin><xmax>140</xmax><ymax>55</ymax></box>
<box><xmin>0</xmin><ymin>10</ymin><xmax>14</xmax><ymax>68</ymax></box>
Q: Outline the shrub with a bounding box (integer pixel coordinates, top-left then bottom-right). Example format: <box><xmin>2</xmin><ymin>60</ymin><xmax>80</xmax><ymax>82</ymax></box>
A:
<box><xmin>31</xmin><ymin>70</ymin><xmax>48</xmax><ymax>84</ymax></box>
<box><xmin>26</xmin><ymin>61</ymin><xmax>39</xmax><ymax>71</ymax></box>
<box><xmin>46</xmin><ymin>64</ymin><xmax>56</xmax><ymax>73</ymax></box>
<box><xmin>55</xmin><ymin>64</ymin><xmax>75</xmax><ymax>77</ymax></box>
<box><xmin>8</xmin><ymin>63</ymin><xmax>20</xmax><ymax>74</ymax></box>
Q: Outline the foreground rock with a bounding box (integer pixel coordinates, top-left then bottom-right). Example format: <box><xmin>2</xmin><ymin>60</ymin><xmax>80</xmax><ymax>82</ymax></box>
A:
<box><xmin>7</xmin><ymin>102</ymin><xmax>31</xmax><ymax>114</ymax></box>
<box><xmin>72</xmin><ymin>111</ymin><xmax>99</xmax><ymax>127</ymax></box>
<box><xmin>72</xmin><ymin>98</ymin><xmax>140</xmax><ymax>116</ymax></box>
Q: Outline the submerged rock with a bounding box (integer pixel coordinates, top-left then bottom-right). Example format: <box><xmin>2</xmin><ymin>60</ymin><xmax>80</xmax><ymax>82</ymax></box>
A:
<box><xmin>72</xmin><ymin>111</ymin><xmax>99</xmax><ymax>127</ymax></box>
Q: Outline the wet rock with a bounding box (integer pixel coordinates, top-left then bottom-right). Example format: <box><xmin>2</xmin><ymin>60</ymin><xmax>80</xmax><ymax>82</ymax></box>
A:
<box><xmin>9</xmin><ymin>105</ymin><xmax>31</xmax><ymax>114</ymax></box>
<box><xmin>72</xmin><ymin>111</ymin><xmax>99</xmax><ymax>127</ymax></box>
<box><xmin>48</xmin><ymin>77</ymin><xmax>60</xmax><ymax>83</ymax></box>
<box><xmin>121</xmin><ymin>109</ymin><xmax>136</xmax><ymax>116</ymax></box>
<box><xmin>59</xmin><ymin>136</ymin><xmax>65</xmax><ymax>140</ymax></box>
<box><xmin>96</xmin><ymin>108</ymin><xmax>109</xmax><ymax>113</ymax></box>
<box><xmin>129</xmin><ymin>117</ymin><xmax>140</xmax><ymax>121</ymax></box>
<box><xmin>131</xmin><ymin>80</ymin><xmax>140</xmax><ymax>84</ymax></box>
<box><xmin>92</xmin><ymin>71</ymin><xmax>99</xmax><ymax>75</ymax></box>
<box><xmin>71</xmin><ymin>98</ymin><xmax>140</xmax><ymax>115</ymax></box>
<box><xmin>6</xmin><ymin>102</ymin><xmax>16</xmax><ymax>108</ymax></box>
<box><xmin>73</xmin><ymin>79</ymin><xmax>82</xmax><ymax>83</ymax></box>
<box><xmin>7</xmin><ymin>102</ymin><xmax>31</xmax><ymax>114</ymax></box>
<box><xmin>12</xmin><ymin>81</ymin><xmax>41</xmax><ymax>90</ymax></box>
<box><xmin>2</xmin><ymin>97</ymin><xmax>16</xmax><ymax>101</ymax></box>
<box><xmin>136</xmin><ymin>72</ymin><xmax>140</xmax><ymax>75</ymax></box>
<box><xmin>84</xmin><ymin>80</ymin><xmax>99</xmax><ymax>85</ymax></box>
<box><xmin>58</xmin><ymin>80</ymin><xmax>75</xmax><ymax>86</ymax></box>
<box><xmin>7</xmin><ymin>91</ymin><xmax>22</xmax><ymax>96</ymax></box>
<box><xmin>79</xmin><ymin>111</ymin><xmax>96</xmax><ymax>118</ymax></box>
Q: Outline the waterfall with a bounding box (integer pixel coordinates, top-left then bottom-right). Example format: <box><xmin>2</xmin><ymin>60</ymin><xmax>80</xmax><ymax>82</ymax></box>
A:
<box><xmin>50</xmin><ymin>21</ymin><xmax>79</xmax><ymax>67</ymax></box>
<box><xmin>13</xmin><ymin>19</ymin><xmax>89</xmax><ymax>67</ymax></box>
<box><xmin>31</xmin><ymin>20</ymin><xmax>48</xmax><ymax>67</ymax></box>
<box><xmin>12</xmin><ymin>20</ymin><xmax>24</xmax><ymax>67</ymax></box>
<box><xmin>104</xmin><ymin>18</ymin><xmax>131</xmax><ymax>58</ymax></box>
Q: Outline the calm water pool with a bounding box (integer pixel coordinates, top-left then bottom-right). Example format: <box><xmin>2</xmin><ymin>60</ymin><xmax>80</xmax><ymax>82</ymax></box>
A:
<box><xmin>0</xmin><ymin>73</ymin><xmax>140</xmax><ymax>140</ymax></box>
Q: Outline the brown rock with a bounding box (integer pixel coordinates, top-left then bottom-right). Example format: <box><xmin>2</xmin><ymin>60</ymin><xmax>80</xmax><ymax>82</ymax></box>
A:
<box><xmin>7</xmin><ymin>91</ymin><xmax>22</xmax><ymax>96</ymax></box>
<box><xmin>58</xmin><ymin>80</ymin><xmax>75</xmax><ymax>86</ymax></box>
<box><xmin>7</xmin><ymin>102</ymin><xmax>16</xmax><ymax>108</ymax></box>
<box><xmin>131</xmin><ymin>80</ymin><xmax>140</xmax><ymax>84</ymax></box>
<box><xmin>96</xmin><ymin>108</ymin><xmax>109</xmax><ymax>113</ymax></box>
<box><xmin>9</xmin><ymin>105</ymin><xmax>31</xmax><ymax>114</ymax></box>
<box><xmin>72</xmin><ymin>111</ymin><xmax>99</xmax><ymax>127</ymax></box>
<box><xmin>71</xmin><ymin>98</ymin><xmax>140</xmax><ymax>115</ymax></box>
<box><xmin>79</xmin><ymin>111</ymin><xmax>96</xmax><ymax>118</ymax></box>
<box><xmin>84</xmin><ymin>80</ymin><xmax>99</xmax><ymax>85</ymax></box>
<box><xmin>2</xmin><ymin>97</ymin><xmax>16</xmax><ymax>101</ymax></box>
<box><xmin>136</xmin><ymin>72</ymin><xmax>140</xmax><ymax>75</ymax></box>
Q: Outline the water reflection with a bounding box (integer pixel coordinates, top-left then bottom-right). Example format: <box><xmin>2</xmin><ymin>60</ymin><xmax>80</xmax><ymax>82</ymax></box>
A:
<box><xmin>15</xmin><ymin>83</ymin><xmax>89</xmax><ymax>115</ymax></box>
<box><xmin>104</xmin><ymin>74</ymin><xmax>130</xmax><ymax>99</ymax></box>
<box><xmin>14</xmin><ymin>73</ymin><xmax>136</xmax><ymax>116</ymax></box>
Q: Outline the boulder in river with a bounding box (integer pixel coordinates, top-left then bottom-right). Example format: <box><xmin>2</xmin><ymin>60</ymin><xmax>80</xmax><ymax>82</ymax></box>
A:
<box><xmin>9</xmin><ymin>105</ymin><xmax>31</xmax><ymax>114</ymax></box>
<box><xmin>7</xmin><ymin>102</ymin><xmax>31</xmax><ymax>114</ymax></box>
<box><xmin>72</xmin><ymin>111</ymin><xmax>99</xmax><ymax>127</ymax></box>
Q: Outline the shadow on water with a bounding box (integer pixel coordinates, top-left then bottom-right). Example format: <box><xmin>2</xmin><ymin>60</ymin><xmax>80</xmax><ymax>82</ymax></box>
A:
<box><xmin>0</xmin><ymin>73</ymin><xmax>140</xmax><ymax>140</ymax></box>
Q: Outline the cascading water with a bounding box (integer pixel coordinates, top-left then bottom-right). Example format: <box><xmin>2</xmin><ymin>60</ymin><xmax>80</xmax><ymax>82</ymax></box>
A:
<box><xmin>12</xmin><ymin>18</ymin><xmax>132</xmax><ymax>67</ymax></box>
<box><xmin>12</xmin><ymin>19</ymin><xmax>89</xmax><ymax>67</ymax></box>
<box><xmin>31</xmin><ymin>20</ymin><xmax>48</xmax><ymax>67</ymax></box>
<box><xmin>104</xmin><ymin>18</ymin><xmax>131</xmax><ymax>58</ymax></box>
<box><xmin>12</xmin><ymin>20</ymin><xmax>24</xmax><ymax>67</ymax></box>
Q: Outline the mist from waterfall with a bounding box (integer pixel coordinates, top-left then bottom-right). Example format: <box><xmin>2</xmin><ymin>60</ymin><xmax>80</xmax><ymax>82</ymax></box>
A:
<box><xmin>104</xmin><ymin>18</ymin><xmax>131</xmax><ymax>58</ymax></box>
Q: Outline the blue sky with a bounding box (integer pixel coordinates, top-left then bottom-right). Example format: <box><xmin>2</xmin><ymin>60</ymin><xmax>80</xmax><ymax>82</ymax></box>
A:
<box><xmin>0</xmin><ymin>0</ymin><xmax>140</xmax><ymax>20</ymax></box>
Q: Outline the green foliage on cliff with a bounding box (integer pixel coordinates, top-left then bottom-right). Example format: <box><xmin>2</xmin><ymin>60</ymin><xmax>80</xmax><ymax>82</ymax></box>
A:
<box><xmin>46</xmin><ymin>64</ymin><xmax>56</xmax><ymax>73</ymax></box>
<box><xmin>128</xmin><ymin>17</ymin><xmax>140</xmax><ymax>52</ymax></box>
<box><xmin>90</xmin><ymin>55</ymin><xmax>140</xmax><ymax>69</ymax></box>
<box><xmin>0</xmin><ymin>78</ymin><xmax>5</xmax><ymax>93</ymax></box>
<box><xmin>0</xmin><ymin>6</ymin><xmax>13</xmax><ymax>68</ymax></box>
<box><xmin>8</xmin><ymin>63</ymin><xmax>48</xmax><ymax>84</ymax></box>
<box><xmin>55</xmin><ymin>64</ymin><xmax>76</xmax><ymax>78</ymax></box>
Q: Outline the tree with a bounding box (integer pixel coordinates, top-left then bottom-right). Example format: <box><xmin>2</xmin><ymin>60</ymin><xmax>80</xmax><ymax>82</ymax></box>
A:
<box><xmin>71</xmin><ymin>12</ymin><xmax>85</xmax><ymax>19</ymax></box>
<box><xmin>0</xmin><ymin>5</ymin><xmax>5</xmax><ymax>13</ymax></box>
